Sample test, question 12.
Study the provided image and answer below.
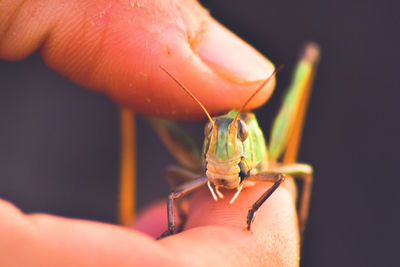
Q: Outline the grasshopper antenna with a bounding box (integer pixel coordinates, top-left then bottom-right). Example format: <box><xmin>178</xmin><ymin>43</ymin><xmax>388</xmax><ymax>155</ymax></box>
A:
<box><xmin>160</xmin><ymin>66</ymin><xmax>215</xmax><ymax>128</ymax></box>
<box><xmin>230</xmin><ymin>65</ymin><xmax>284</xmax><ymax>132</ymax></box>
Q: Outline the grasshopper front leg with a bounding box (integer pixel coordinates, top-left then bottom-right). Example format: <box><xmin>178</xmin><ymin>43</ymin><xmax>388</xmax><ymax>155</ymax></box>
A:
<box><xmin>245</xmin><ymin>173</ymin><xmax>286</xmax><ymax>231</ymax></box>
<box><xmin>159</xmin><ymin>173</ymin><xmax>207</xmax><ymax>238</ymax></box>
<box><xmin>164</xmin><ymin>165</ymin><xmax>203</xmax><ymax>232</ymax></box>
<box><xmin>247</xmin><ymin>163</ymin><xmax>313</xmax><ymax>238</ymax></box>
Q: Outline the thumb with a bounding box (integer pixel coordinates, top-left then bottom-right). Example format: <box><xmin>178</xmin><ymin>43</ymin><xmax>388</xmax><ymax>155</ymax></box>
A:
<box><xmin>0</xmin><ymin>0</ymin><xmax>275</xmax><ymax>119</ymax></box>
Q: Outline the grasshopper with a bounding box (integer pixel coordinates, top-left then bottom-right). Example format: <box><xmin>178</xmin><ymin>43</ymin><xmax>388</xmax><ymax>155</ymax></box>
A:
<box><xmin>148</xmin><ymin>43</ymin><xmax>320</xmax><ymax>238</ymax></box>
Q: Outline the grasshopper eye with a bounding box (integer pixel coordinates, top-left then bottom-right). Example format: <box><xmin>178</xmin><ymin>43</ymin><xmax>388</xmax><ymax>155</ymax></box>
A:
<box><xmin>237</xmin><ymin>120</ymin><xmax>249</xmax><ymax>141</ymax></box>
<box><xmin>204</xmin><ymin>121</ymin><xmax>213</xmax><ymax>138</ymax></box>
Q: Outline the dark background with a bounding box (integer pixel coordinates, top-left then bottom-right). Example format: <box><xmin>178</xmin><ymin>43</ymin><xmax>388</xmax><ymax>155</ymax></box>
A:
<box><xmin>1</xmin><ymin>0</ymin><xmax>399</xmax><ymax>266</ymax></box>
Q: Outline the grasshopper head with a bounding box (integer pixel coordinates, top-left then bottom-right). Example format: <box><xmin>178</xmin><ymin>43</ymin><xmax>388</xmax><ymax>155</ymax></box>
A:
<box><xmin>203</xmin><ymin>111</ymin><xmax>250</xmax><ymax>190</ymax></box>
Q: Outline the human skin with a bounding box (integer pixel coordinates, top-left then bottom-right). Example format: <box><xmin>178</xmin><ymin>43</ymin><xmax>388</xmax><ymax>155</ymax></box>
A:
<box><xmin>0</xmin><ymin>0</ymin><xmax>300</xmax><ymax>266</ymax></box>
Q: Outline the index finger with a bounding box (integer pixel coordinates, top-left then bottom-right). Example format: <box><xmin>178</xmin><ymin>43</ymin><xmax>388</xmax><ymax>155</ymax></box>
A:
<box><xmin>0</xmin><ymin>182</ymin><xmax>298</xmax><ymax>267</ymax></box>
<box><xmin>136</xmin><ymin>181</ymin><xmax>299</xmax><ymax>266</ymax></box>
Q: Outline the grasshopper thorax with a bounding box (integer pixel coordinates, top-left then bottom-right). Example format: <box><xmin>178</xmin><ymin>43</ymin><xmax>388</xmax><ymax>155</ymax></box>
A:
<box><xmin>203</xmin><ymin>111</ymin><xmax>250</xmax><ymax>190</ymax></box>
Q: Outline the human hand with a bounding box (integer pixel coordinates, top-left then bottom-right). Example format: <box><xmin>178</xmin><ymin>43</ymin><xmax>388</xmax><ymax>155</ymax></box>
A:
<box><xmin>0</xmin><ymin>0</ymin><xmax>299</xmax><ymax>266</ymax></box>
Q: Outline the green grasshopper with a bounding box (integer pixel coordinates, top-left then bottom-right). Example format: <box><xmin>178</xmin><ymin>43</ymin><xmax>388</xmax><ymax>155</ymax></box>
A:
<box><xmin>149</xmin><ymin>43</ymin><xmax>320</xmax><ymax>238</ymax></box>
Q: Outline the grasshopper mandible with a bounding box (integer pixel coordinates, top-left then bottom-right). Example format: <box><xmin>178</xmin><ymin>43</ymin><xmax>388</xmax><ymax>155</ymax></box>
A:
<box><xmin>149</xmin><ymin>43</ymin><xmax>320</xmax><ymax>238</ymax></box>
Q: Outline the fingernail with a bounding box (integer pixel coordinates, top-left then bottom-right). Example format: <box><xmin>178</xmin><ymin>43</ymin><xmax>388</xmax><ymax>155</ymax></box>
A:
<box><xmin>197</xmin><ymin>20</ymin><xmax>275</xmax><ymax>83</ymax></box>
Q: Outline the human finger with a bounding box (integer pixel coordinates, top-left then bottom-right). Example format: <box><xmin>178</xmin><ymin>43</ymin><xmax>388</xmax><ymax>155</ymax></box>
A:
<box><xmin>0</xmin><ymin>0</ymin><xmax>275</xmax><ymax>120</ymax></box>
<box><xmin>135</xmin><ymin>181</ymin><xmax>299</xmax><ymax>266</ymax></box>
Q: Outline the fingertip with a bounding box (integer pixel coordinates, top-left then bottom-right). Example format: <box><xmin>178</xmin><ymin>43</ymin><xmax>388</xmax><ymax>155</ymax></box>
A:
<box><xmin>132</xmin><ymin>182</ymin><xmax>299</xmax><ymax>266</ymax></box>
<box><xmin>95</xmin><ymin>1</ymin><xmax>276</xmax><ymax>119</ymax></box>
<box><xmin>171</xmin><ymin>182</ymin><xmax>300</xmax><ymax>266</ymax></box>
<box><xmin>185</xmin><ymin>181</ymin><xmax>297</xmax><ymax>232</ymax></box>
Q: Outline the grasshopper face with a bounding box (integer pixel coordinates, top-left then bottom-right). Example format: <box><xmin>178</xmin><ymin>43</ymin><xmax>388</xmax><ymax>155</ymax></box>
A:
<box><xmin>203</xmin><ymin>113</ymin><xmax>250</xmax><ymax>190</ymax></box>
